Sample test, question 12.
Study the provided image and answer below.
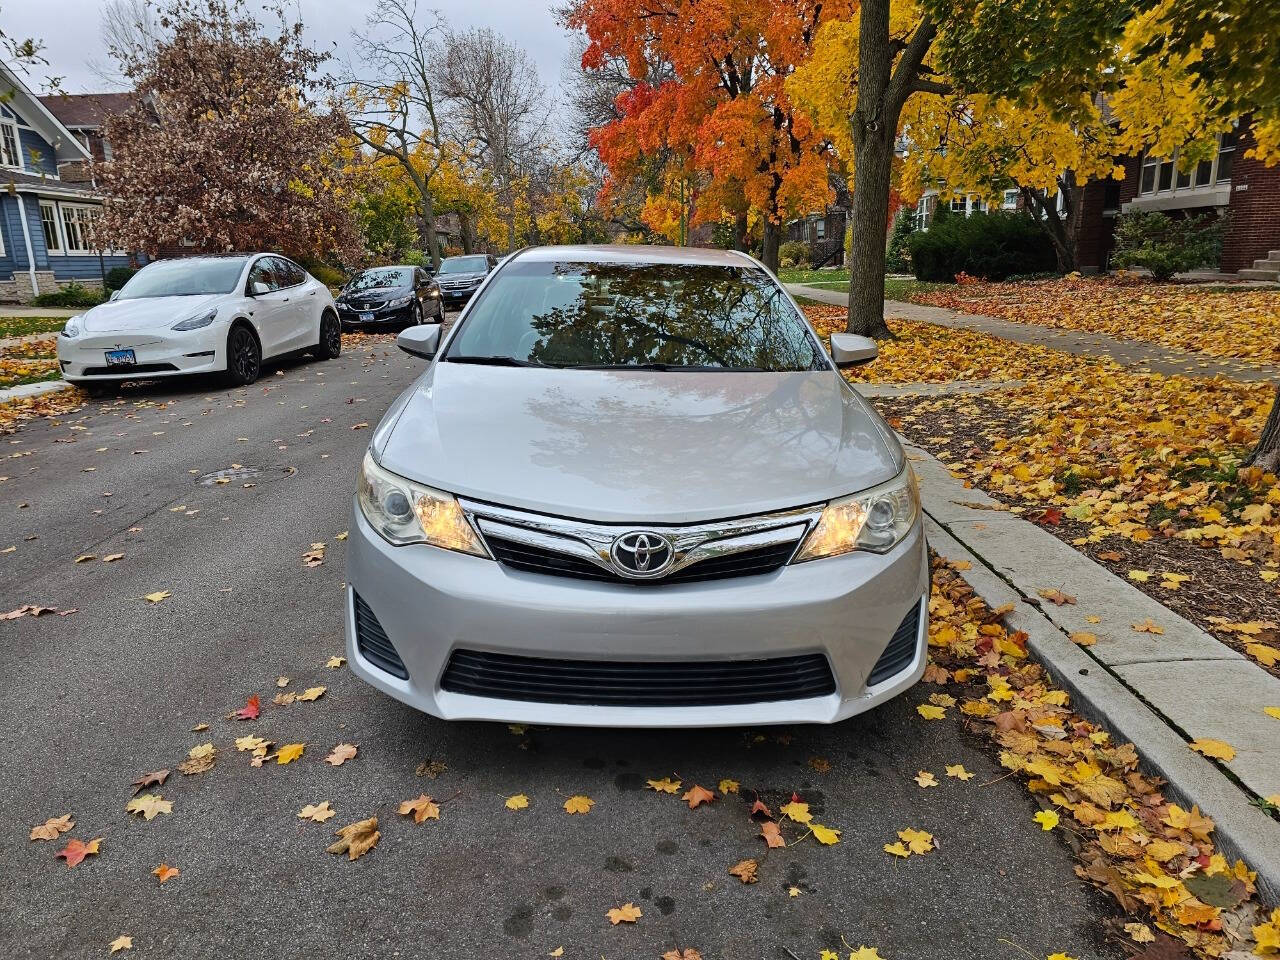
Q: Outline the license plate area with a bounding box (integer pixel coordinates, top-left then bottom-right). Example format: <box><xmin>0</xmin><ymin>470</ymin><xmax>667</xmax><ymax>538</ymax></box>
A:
<box><xmin>359</xmin><ymin>312</ymin><xmax>374</xmax><ymax>322</ymax></box>
<box><xmin>104</xmin><ymin>349</ymin><xmax>136</xmax><ymax>367</ymax></box>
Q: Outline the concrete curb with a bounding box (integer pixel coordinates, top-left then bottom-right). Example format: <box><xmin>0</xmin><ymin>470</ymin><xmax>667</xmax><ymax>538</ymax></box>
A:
<box><xmin>0</xmin><ymin>379</ymin><xmax>72</xmax><ymax>405</ymax></box>
<box><xmin>923</xmin><ymin>513</ymin><xmax>1280</xmax><ymax>905</ymax></box>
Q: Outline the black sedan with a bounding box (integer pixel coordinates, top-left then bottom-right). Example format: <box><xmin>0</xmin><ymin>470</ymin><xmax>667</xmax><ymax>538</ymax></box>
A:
<box><xmin>434</xmin><ymin>254</ymin><xmax>498</xmax><ymax>309</ymax></box>
<box><xmin>335</xmin><ymin>266</ymin><xmax>444</xmax><ymax>329</ymax></box>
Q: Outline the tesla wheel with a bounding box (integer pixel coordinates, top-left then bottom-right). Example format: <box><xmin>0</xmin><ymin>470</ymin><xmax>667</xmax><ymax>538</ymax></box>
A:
<box><xmin>225</xmin><ymin>324</ymin><xmax>262</xmax><ymax>386</ymax></box>
<box><xmin>313</xmin><ymin>310</ymin><xmax>342</xmax><ymax>360</ymax></box>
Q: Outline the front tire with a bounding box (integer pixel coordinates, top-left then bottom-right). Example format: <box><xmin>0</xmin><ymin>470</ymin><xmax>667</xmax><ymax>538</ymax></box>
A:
<box><xmin>313</xmin><ymin>310</ymin><xmax>341</xmax><ymax>360</ymax></box>
<box><xmin>409</xmin><ymin>301</ymin><xmax>423</xmax><ymax>328</ymax></box>
<box><xmin>225</xmin><ymin>324</ymin><xmax>262</xmax><ymax>386</ymax></box>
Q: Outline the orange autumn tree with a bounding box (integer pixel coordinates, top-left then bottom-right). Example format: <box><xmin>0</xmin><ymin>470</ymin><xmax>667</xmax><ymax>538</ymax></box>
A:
<box><xmin>564</xmin><ymin>0</ymin><xmax>840</xmax><ymax>268</ymax></box>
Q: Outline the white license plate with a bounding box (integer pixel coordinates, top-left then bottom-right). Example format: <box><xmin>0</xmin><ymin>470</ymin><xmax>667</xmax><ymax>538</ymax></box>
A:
<box><xmin>359</xmin><ymin>312</ymin><xmax>374</xmax><ymax>322</ymax></box>
<box><xmin>104</xmin><ymin>349</ymin><xmax>136</xmax><ymax>366</ymax></box>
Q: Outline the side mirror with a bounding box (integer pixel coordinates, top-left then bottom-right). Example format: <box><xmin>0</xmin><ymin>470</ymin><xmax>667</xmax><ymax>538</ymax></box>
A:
<box><xmin>250</xmin><ymin>281</ymin><xmax>270</xmax><ymax>297</ymax></box>
<box><xmin>397</xmin><ymin>323</ymin><xmax>441</xmax><ymax>359</ymax></box>
<box><xmin>109</xmin><ymin>290</ymin><xmax>121</xmax><ymax>301</ymax></box>
<box><xmin>830</xmin><ymin>333</ymin><xmax>878</xmax><ymax>368</ymax></box>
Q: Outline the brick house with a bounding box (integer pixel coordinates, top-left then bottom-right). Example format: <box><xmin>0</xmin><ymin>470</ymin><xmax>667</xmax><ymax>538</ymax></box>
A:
<box><xmin>0</xmin><ymin>65</ymin><xmax>140</xmax><ymax>302</ymax></box>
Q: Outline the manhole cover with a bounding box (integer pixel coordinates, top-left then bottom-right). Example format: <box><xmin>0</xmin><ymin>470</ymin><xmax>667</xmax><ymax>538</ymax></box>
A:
<box><xmin>197</xmin><ymin>466</ymin><xmax>262</xmax><ymax>485</ymax></box>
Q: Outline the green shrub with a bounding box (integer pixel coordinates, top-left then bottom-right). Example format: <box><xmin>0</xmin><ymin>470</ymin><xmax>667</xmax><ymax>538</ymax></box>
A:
<box><xmin>885</xmin><ymin>208</ymin><xmax>916</xmax><ymax>274</ymax></box>
<box><xmin>104</xmin><ymin>265</ymin><xmax>139</xmax><ymax>291</ymax></box>
<box><xmin>907</xmin><ymin>209</ymin><xmax>1057</xmax><ymax>282</ymax></box>
<box><xmin>308</xmin><ymin>263</ymin><xmax>347</xmax><ymax>289</ymax></box>
<box><xmin>32</xmin><ymin>281</ymin><xmax>106</xmax><ymax>308</ymax></box>
<box><xmin>779</xmin><ymin>240</ymin><xmax>810</xmax><ymax>269</ymax></box>
<box><xmin>1112</xmin><ymin>210</ymin><xmax>1225</xmax><ymax>280</ymax></box>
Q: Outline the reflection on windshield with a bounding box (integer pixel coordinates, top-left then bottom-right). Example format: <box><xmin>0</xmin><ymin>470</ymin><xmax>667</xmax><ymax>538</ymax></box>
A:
<box><xmin>438</xmin><ymin>256</ymin><xmax>489</xmax><ymax>275</ymax></box>
<box><xmin>118</xmin><ymin>259</ymin><xmax>247</xmax><ymax>299</ymax></box>
<box><xmin>346</xmin><ymin>268</ymin><xmax>412</xmax><ymax>292</ymax></box>
<box><xmin>445</xmin><ymin>261</ymin><xmax>823</xmax><ymax>372</ymax></box>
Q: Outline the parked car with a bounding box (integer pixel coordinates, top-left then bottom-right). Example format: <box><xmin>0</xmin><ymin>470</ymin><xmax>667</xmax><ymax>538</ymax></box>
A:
<box><xmin>57</xmin><ymin>254</ymin><xmax>340</xmax><ymax>391</ymax></box>
<box><xmin>433</xmin><ymin>253</ymin><xmax>497</xmax><ymax>309</ymax></box>
<box><xmin>335</xmin><ymin>265</ymin><xmax>444</xmax><ymax>329</ymax></box>
<box><xmin>345</xmin><ymin>245</ymin><xmax>927</xmax><ymax>727</ymax></box>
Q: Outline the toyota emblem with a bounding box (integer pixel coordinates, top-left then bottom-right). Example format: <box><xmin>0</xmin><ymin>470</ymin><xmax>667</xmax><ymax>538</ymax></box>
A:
<box><xmin>610</xmin><ymin>531</ymin><xmax>675</xmax><ymax>578</ymax></box>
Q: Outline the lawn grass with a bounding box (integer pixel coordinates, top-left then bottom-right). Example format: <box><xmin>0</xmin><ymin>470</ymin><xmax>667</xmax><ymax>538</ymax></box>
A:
<box><xmin>782</xmin><ymin>275</ymin><xmax>951</xmax><ymax>301</ymax></box>
<box><xmin>0</xmin><ymin>315</ymin><xmax>71</xmax><ymax>339</ymax></box>
<box><xmin>777</xmin><ymin>267</ymin><xmax>849</xmax><ymax>284</ymax></box>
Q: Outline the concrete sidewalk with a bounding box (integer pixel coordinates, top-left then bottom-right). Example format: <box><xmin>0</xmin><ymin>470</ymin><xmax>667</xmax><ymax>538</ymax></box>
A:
<box><xmin>895</xmin><ymin>435</ymin><xmax>1280</xmax><ymax>900</ymax></box>
<box><xmin>788</xmin><ymin>283</ymin><xmax>1280</xmax><ymax>383</ymax></box>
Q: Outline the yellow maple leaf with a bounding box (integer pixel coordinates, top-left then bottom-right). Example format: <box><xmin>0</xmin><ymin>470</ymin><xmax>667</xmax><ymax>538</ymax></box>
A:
<box><xmin>898</xmin><ymin>827</ymin><xmax>934</xmax><ymax>854</ymax></box>
<box><xmin>1264</xmin><ymin>707</ymin><xmax>1280</xmax><ymax>720</ymax></box>
<box><xmin>916</xmin><ymin>704</ymin><xmax>946</xmax><ymax>720</ymax></box>
<box><xmin>297</xmin><ymin>685</ymin><xmax>327</xmax><ymax>702</ymax></box>
<box><xmin>914</xmin><ymin>771</ymin><xmax>938</xmax><ymax>788</ymax></box>
<box><xmin>1131</xmin><ymin>618</ymin><xmax>1164</xmax><ymax>634</ymax></box>
<box><xmin>810</xmin><ymin>823</ymin><xmax>841</xmax><ymax>845</ymax></box>
<box><xmin>780</xmin><ymin>800</ymin><xmax>812</xmax><ymax>824</ymax></box>
<box><xmin>1123</xmin><ymin>922</ymin><xmax>1155</xmax><ymax>943</ymax></box>
<box><xmin>1247</xmin><ymin>643</ymin><xmax>1280</xmax><ymax>667</ymax></box>
<box><xmin>143</xmin><ymin>591</ymin><xmax>170</xmax><ymax>604</ymax></box>
<box><xmin>563</xmin><ymin>795</ymin><xmax>594</xmax><ymax>814</ymax></box>
<box><xmin>883</xmin><ymin>841</ymin><xmax>910</xmax><ymax>858</ymax></box>
<box><xmin>505</xmin><ymin>794</ymin><xmax>529</xmax><ymax>810</ymax></box>
<box><xmin>326</xmin><ymin>656</ymin><xmax>346</xmax><ymax>668</ymax></box>
<box><xmin>125</xmin><ymin>793</ymin><xmax>172</xmax><ymax>821</ymax></box>
<box><xmin>646</xmin><ymin>776</ymin><xmax>681</xmax><ymax>794</ymax></box>
<box><xmin>1127</xmin><ymin>569</ymin><xmax>1151</xmax><ymax>582</ymax></box>
<box><xmin>945</xmin><ymin>764</ymin><xmax>974</xmax><ymax>781</ymax></box>
<box><xmin>109</xmin><ymin>935</ymin><xmax>133</xmax><ymax>953</ymax></box>
<box><xmin>1033</xmin><ymin>809</ymin><xmax>1059</xmax><ymax>831</ymax></box>
<box><xmin>1253</xmin><ymin>907</ymin><xmax>1280</xmax><ymax>954</ymax></box>
<box><xmin>1047</xmin><ymin>954</ymin><xmax>1078</xmax><ymax>960</ymax></box>
<box><xmin>849</xmin><ymin>948</ymin><xmax>883</xmax><ymax>960</ymax></box>
<box><xmin>1069</xmin><ymin>631</ymin><xmax>1097</xmax><ymax>646</ymax></box>
<box><xmin>299</xmin><ymin>801</ymin><xmax>336</xmax><ymax>823</ymax></box>
<box><xmin>276</xmin><ymin>743</ymin><xmax>305</xmax><ymax>764</ymax></box>
<box><xmin>1190</xmin><ymin>738</ymin><xmax>1236</xmax><ymax>762</ymax></box>
<box><xmin>718</xmin><ymin>778</ymin><xmax>740</xmax><ymax>794</ymax></box>
<box><xmin>327</xmin><ymin>817</ymin><xmax>379</xmax><ymax>861</ymax></box>
<box><xmin>606</xmin><ymin>902</ymin><xmax>642</xmax><ymax>924</ymax></box>
<box><xmin>398</xmin><ymin>794</ymin><xmax>440</xmax><ymax>823</ymax></box>
<box><xmin>29</xmin><ymin>814</ymin><xmax>74</xmax><ymax>841</ymax></box>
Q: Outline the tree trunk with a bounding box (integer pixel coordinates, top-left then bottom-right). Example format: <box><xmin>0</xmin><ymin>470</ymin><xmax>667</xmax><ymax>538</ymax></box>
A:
<box><xmin>761</xmin><ymin>219</ymin><xmax>781</xmax><ymax>272</ymax></box>
<box><xmin>1245</xmin><ymin>385</ymin><xmax>1280</xmax><ymax>473</ymax></box>
<box><xmin>459</xmin><ymin>213</ymin><xmax>475</xmax><ymax>255</ymax></box>
<box><xmin>733</xmin><ymin>211</ymin><xmax>749</xmax><ymax>251</ymax></box>
<box><xmin>419</xmin><ymin>195</ymin><xmax>441</xmax><ymax>273</ymax></box>
<box><xmin>1022</xmin><ymin>185</ymin><xmax>1078</xmax><ymax>273</ymax></box>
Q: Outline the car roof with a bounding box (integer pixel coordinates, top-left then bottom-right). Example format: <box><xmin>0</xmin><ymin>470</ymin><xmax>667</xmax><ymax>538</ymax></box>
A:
<box><xmin>511</xmin><ymin>244</ymin><xmax>758</xmax><ymax>267</ymax></box>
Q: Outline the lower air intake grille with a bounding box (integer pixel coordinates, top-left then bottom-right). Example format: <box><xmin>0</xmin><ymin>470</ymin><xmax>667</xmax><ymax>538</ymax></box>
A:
<box><xmin>440</xmin><ymin>649</ymin><xmax>836</xmax><ymax>706</ymax></box>
<box><xmin>867</xmin><ymin>600</ymin><xmax>923</xmax><ymax>687</ymax></box>
<box><xmin>353</xmin><ymin>593</ymin><xmax>409</xmax><ymax>680</ymax></box>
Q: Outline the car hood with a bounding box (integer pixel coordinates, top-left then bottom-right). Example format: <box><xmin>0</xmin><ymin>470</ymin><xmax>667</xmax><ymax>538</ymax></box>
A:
<box><xmin>376</xmin><ymin>363</ymin><xmax>902</xmax><ymax>524</ymax></box>
<box><xmin>82</xmin><ymin>294</ymin><xmax>224</xmax><ymax>333</ymax></box>
<box><xmin>436</xmin><ymin>272</ymin><xmax>485</xmax><ymax>283</ymax></box>
<box><xmin>340</xmin><ymin>286</ymin><xmax>407</xmax><ymax>300</ymax></box>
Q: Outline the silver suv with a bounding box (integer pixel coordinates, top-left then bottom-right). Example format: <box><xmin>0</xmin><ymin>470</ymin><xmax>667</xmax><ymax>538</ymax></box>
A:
<box><xmin>345</xmin><ymin>245</ymin><xmax>927</xmax><ymax>726</ymax></box>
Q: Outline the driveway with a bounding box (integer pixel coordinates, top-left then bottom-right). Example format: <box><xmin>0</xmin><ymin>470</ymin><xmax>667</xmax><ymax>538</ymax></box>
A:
<box><xmin>1</xmin><ymin>334</ymin><xmax>1122</xmax><ymax>959</ymax></box>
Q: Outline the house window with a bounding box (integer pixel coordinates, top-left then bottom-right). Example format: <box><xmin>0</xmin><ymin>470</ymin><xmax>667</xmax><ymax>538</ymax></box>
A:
<box><xmin>951</xmin><ymin>196</ymin><xmax>968</xmax><ymax>214</ymax></box>
<box><xmin>60</xmin><ymin>203</ymin><xmax>100</xmax><ymax>253</ymax></box>
<box><xmin>815</xmin><ymin>220</ymin><xmax>825</xmax><ymax>240</ymax></box>
<box><xmin>1002</xmin><ymin>189</ymin><xmax>1019</xmax><ymax>210</ymax></box>
<box><xmin>0</xmin><ymin>119</ymin><xmax>20</xmax><ymax>169</ymax></box>
<box><xmin>917</xmin><ymin>194</ymin><xmax>937</xmax><ymax>229</ymax></box>
<box><xmin>1140</xmin><ymin>155</ymin><xmax>1158</xmax><ymax>194</ymax></box>
<box><xmin>40</xmin><ymin>202</ymin><xmax>61</xmax><ymax>253</ymax></box>
<box><xmin>1216</xmin><ymin>129</ymin><xmax>1237</xmax><ymax>183</ymax></box>
<box><xmin>1139</xmin><ymin>130</ymin><xmax>1239</xmax><ymax>197</ymax></box>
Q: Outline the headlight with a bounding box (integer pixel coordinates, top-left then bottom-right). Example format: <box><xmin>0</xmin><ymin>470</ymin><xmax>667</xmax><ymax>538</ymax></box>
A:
<box><xmin>386</xmin><ymin>295</ymin><xmax>413</xmax><ymax>308</ymax></box>
<box><xmin>172</xmin><ymin>307</ymin><xmax>217</xmax><ymax>331</ymax></box>
<box><xmin>427</xmin><ymin>288</ymin><xmax>441</xmax><ymax>297</ymax></box>
<box><xmin>793</xmin><ymin>467</ymin><xmax>919</xmax><ymax>561</ymax></box>
<box><xmin>61</xmin><ymin>316</ymin><xmax>82</xmax><ymax>338</ymax></box>
<box><xmin>357</xmin><ymin>451</ymin><xmax>488</xmax><ymax>556</ymax></box>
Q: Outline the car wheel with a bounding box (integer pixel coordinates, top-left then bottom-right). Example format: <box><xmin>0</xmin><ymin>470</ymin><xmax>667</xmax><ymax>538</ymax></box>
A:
<box><xmin>225</xmin><ymin>324</ymin><xmax>262</xmax><ymax>386</ymax></box>
<box><xmin>436</xmin><ymin>299</ymin><xmax>446</xmax><ymax>322</ymax></box>
<box><xmin>410</xmin><ymin>301</ymin><xmax>423</xmax><ymax>328</ymax></box>
<box><xmin>312</xmin><ymin>310</ymin><xmax>342</xmax><ymax>360</ymax></box>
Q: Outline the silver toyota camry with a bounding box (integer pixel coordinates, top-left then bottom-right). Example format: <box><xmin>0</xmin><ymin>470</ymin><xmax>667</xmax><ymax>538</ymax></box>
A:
<box><xmin>345</xmin><ymin>245</ymin><xmax>927</xmax><ymax>727</ymax></box>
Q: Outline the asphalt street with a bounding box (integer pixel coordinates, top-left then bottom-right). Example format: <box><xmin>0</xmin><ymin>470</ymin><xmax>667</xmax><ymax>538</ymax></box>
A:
<box><xmin>0</xmin><ymin>332</ymin><xmax>1124</xmax><ymax>960</ymax></box>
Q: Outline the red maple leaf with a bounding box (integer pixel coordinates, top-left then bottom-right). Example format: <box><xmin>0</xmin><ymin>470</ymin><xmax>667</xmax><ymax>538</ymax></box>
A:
<box><xmin>230</xmin><ymin>694</ymin><xmax>260</xmax><ymax>721</ymax></box>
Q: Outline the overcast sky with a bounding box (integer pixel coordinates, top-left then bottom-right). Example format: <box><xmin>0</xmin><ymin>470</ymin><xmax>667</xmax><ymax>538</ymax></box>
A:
<box><xmin>4</xmin><ymin>0</ymin><xmax>576</xmax><ymax>99</ymax></box>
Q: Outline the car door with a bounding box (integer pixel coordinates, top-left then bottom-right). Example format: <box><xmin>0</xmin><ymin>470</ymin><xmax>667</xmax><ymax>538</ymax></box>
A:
<box><xmin>275</xmin><ymin>257</ymin><xmax>317</xmax><ymax>349</ymax></box>
<box><xmin>245</xmin><ymin>257</ymin><xmax>290</xmax><ymax>357</ymax></box>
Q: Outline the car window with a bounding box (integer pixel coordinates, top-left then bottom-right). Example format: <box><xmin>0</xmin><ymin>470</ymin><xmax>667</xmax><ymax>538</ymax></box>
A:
<box><xmin>438</xmin><ymin>255</ymin><xmax>490</xmax><ymax>275</ymax></box>
<box><xmin>268</xmin><ymin>257</ymin><xmax>301</xmax><ymax>289</ymax></box>
<box><xmin>445</xmin><ymin>260</ymin><xmax>825</xmax><ymax>372</ymax></box>
<box><xmin>280</xmin><ymin>259</ymin><xmax>306</xmax><ymax>287</ymax></box>
<box><xmin>117</xmin><ymin>258</ymin><xmax>248</xmax><ymax>299</ymax></box>
<box><xmin>247</xmin><ymin>258</ymin><xmax>278</xmax><ymax>292</ymax></box>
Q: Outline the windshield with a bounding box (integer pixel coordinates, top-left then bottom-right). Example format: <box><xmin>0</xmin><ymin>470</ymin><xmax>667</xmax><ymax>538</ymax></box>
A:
<box><xmin>346</xmin><ymin>268</ymin><xmax>412</xmax><ymax>292</ymax></box>
<box><xmin>444</xmin><ymin>260</ymin><xmax>825</xmax><ymax>372</ymax></box>
<box><xmin>117</xmin><ymin>258</ymin><xmax>248</xmax><ymax>299</ymax></box>
<box><xmin>438</xmin><ymin>256</ymin><xmax>489</xmax><ymax>275</ymax></box>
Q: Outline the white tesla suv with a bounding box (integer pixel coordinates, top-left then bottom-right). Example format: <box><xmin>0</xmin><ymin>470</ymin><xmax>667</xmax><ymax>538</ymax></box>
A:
<box><xmin>57</xmin><ymin>254</ymin><xmax>341</xmax><ymax>390</ymax></box>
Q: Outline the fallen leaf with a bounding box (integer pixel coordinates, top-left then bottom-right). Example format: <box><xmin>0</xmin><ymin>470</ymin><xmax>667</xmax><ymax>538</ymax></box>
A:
<box><xmin>131</xmin><ymin>770</ymin><xmax>169</xmax><ymax>794</ymax></box>
<box><xmin>126</xmin><ymin>793</ymin><xmax>172</xmax><ymax>820</ymax></box>
<box><xmin>646</xmin><ymin>777</ymin><xmax>681</xmax><ymax>794</ymax></box>
<box><xmin>30</xmin><ymin>814</ymin><xmax>74</xmax><ymax>841</ymax></box>
<box><xmin>143</xmin><ymin>591</ymin><xmax>170</xmax><ymax>604</ymax></box>
<box><xmin>682</xmin><ymin>784</ymin><xmax>715</xmax><ymax>809</ymax></box>
<box><xmin>297</xmin><ymin>686</ymin><xmax>326</xmax><ymax>702</ymax></box>
<box><xmin>398</xmin><ymin>794</ymin><xmax>440</xmax><ymax>823</ymax></box>
<box><xmin>1263</xmin><ymin>707</ymin><xmax>1280</xmax><ymax>720</ymax></box>
<box><xmin>299</xmin><ymin>801</ymin><xmax>336</xmax><ymax>823</ymax></box>
<box><xmin>152</xmin><ymin>864</ymin><xmax>179</xmax><ymax>885</ymax></box>
<box><xmin>1190</xmin><ymin>738</ymin><xmax>1235</xmax><ymax>762</ymax></box>
<box><xmin>74</xmin><ymin>554</ymin><xmax>95</xmax><ymax>563</ymax></box>
<box><xmin>728</xmin><ymin>858</ymin><xmax>759</xmax><ymax>884</ymax></box>
<box><xmin>57</xmin><ymin>836</ymin><xmax>102</xmax><ymax>867</ymax></box>
<box><xmin>897</xmin><ymin>827</ymin><xmax>935</xmax><ymax>855</ymax></box>
<box><xmin>276</xmin><ymin>743</ymin><xmax>305</xmax><ymax>765</ymax></box>
<box><xmin>326</xmin><ymin>656</ymin><xmax>346</xmax><ymax>668</ymax></box>
<box><xmin>945</xmin><ymin>764</ymin><xmax>974</xmax><ymax>781</ymax></box>
<box><xmin>780</xmin><ymin>800</ymin><xmax>812</xmax><ymax>824</ymax></box>
<box><xmin>914</xmin><ymin>771</ymin><xmax>938</xmax><ymax>788</ymax></box>
<box><xmin>1070</xmin><ymin>631</ymin><xmax>1098</xmax><ymax>646</ymax></box>
<box><xmin>811</xmin><ymin>823</ymin><xmax>841</xmax><ymax>845</ymax></box>
<box><xmin>327</xmin><ymin>817</ymin><xmax>380</xmax><ymax>860</ymax></box>
<box><xmin>1128</xmin><ymin>569</ymin><xmax>1151</xmax><ymax>583</ymax></box>
<box><xmin>606</xmin><ymin>902</ymin><xmax>642</xmax><ymax>924</ymax></box>
<box><xmin>102</xmin><ymin>553</ymin><xmax>124</xmax><ymax>563</ymax></box>
<box><xmin>807</xmin><ymin>755</ymin><xmax>832</xmax><ymax>774</ymax></box>
<box><xmin>179</xmin><ymin>743</ymin><xmax>216</xmax><ymax>775</ymax></box>
<box><xmin>749</xmin><ymin>798</ymin><xmax>773</xmax><ymax>819</ymax></box>
<box><xmin>505</xmin><ymin>794</ymin><xmax>530</xmax><ymax>810</ymax></box>
<box><xmin>1038</xmin><ymin>588</ymin><xmax>1076</xmax><ymax>606</ymax></box>
<box><xmin>916</xmin><ymin>704</ymin><xmax>946</xmax><ymax>720</ymax></box>
<box><xmin>1034</xmin><ymin>809</ymin><xmax>1060</xmax><ymax>831</ymax></box>
<box><xmin>661</xmin><ymin>950</ymin><xmax>702</xmax><ymax>960</ymax></box>
<box><xmin>563</xmin><ymin>795</ymin><xmax>594</xmax><ymax>815</ymax></box>
<box><xmin>416</xmin><ymin>759</ymin><xmax>447</xmax><ymax>778</ymax></box>
<box><xmin>1123</xmin><ymin>923</ymin><xmax>1155</xmax><ymax>943</ymax></box>
<box><xmin>325</xmin><ymin>743</ymin><xmax>358</xmax><ymax>766</ymax></box>
<box><xmin>276</xmin><ymin>676</ymin><xmax>290</xmax><ymax>687</ymax></box>
<box><xmin>549</xmin><ymin>949</ymin><xmax>564</xmax><ymax>958</ymax></box>
<box><xmin>302</xmin><ymin>542</ymin><xmax>326</xmax><ymax>567</ymax></box>
<box><xmin>229</xmin><ymin>693</ymin><xmax>260</xmax><ymax>721</ymax></box>
<box><xmin>1131</xmin><ymin>619</ymin><xmax>1164</xmax><ymax>635</ymax></box>
<box><xmin>718</xmin><ymin>778</ymin><xmax>740</xmax><ymax>794</ymax></box>
<box><xmin>849</xmin><ymin>949</ymin><xmax>884</xmax><ymax>960</ymax></box>
<box><xmin>109</xmin><ymin>935</ymin><xmax>132</xmax><ymax>953</ymax></box>
<box><xmin>884</xmin><ymin>841</ymin><xmax>910</xmax><ymax>858</ymax></box>
<box><xmin>760</xmin><ymin>821</ymin><xmax>785</xmax><ymax>848</ymax></box>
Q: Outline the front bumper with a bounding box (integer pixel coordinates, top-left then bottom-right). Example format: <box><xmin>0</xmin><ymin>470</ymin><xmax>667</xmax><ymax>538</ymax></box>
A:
<box><xmin>56</xmin><ymin>326</ymin><xmax>225</xmax><ymax>381</ymax></box>
<box><xmin>438</xmin><ymin>286</ymin><xmax>478</xmax><ymax>306</ymax></box>
<box><xmin>345</xmin><ymin>505</ymin><xmax>929</xmax><ymax>727</ymax></box>
<box><xmin>337</xmin><ymin>303</ymin><xmax>414</xmax><ymax>327</ymax></box>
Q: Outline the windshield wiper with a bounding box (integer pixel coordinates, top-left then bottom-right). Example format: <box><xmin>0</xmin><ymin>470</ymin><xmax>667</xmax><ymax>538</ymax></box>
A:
<box><xmin>445</xmin><ymin>355</ymin><xmax>558</xmax><ymax>368</ymax></box>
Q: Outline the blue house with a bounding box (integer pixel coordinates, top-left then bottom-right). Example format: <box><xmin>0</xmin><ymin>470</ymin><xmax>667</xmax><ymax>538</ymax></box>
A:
<box><xmin>0</xmin><ymin>63</ymin><xmax>139</xmax><ymax>302</ymax></box>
